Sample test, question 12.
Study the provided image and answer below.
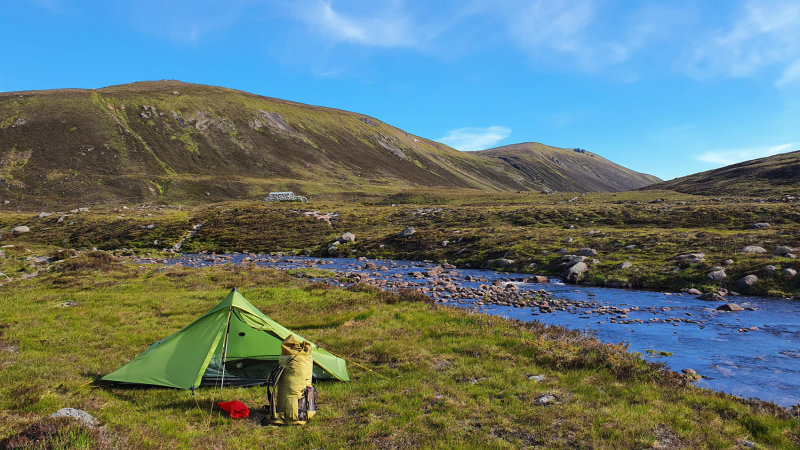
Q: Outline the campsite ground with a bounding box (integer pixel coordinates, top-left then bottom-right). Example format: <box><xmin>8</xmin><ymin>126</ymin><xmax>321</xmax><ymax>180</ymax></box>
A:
<box><xmin>0</xmin><ymin>257</ymin><xmax>798</xmax><ymax>448</ymax></box>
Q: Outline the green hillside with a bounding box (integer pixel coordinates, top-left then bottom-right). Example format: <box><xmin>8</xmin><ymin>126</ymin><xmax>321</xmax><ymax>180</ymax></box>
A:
<box><xmin>0</xmin><ymin>80</ymin><xmax>659</xmax><ymax>208</ymax></box>
<box><xmin>647</xmin><ymin>150</ymin><xmax>800</xmax><ymax>196</ymax></box>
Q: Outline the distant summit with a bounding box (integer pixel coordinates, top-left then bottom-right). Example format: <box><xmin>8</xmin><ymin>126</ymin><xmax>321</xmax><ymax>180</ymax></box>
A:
<box><xmin>0</xmin><ymin>80</ymin><xmax>659</xmax><ymax>207</ymax></box>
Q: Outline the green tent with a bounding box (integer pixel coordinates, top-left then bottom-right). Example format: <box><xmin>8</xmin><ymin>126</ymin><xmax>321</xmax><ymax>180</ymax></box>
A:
<box><xmin>102</xmin><ymin>288</ymin><xmax>349</xmax><ymax>389</ymax></box>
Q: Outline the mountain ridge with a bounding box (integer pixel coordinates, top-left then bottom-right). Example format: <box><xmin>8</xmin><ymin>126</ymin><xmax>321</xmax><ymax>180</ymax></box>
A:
<box><xmin>0</xmin><ymin>80</ymin><xmax>660</xmax><ymax>207</ymax></box>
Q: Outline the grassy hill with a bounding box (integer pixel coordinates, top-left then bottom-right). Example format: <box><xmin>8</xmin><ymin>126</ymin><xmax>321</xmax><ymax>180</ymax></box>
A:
<box><xmin>0</xmin><ymin>80</ymin><xmax>659</xmax><ymax>208</ymax></box>
<box><xmin>646</xmin><ymin>150</ymin><xmax>800</xmax><ymax>196</ymax></box>
<box><xmin>480</xmin><ymin>143</ymin><xmax>661</xmax><ymax>193</ymax></box>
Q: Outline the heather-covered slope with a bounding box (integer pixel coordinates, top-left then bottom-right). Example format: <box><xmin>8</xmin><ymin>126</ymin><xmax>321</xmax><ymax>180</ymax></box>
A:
<box><xmin>647</xmin><ymin>150</ymin><xmax>800</xmax><ymax>196</ymax></box>
<box><xmin>480</xmin><ymin>143</ymin><xmax>661</xmax><ymax>193</ymax></box>
<box><xmin>0</xmin><ymin>81</ymin><xmax>659</xmax><ymax>207</ymax></box>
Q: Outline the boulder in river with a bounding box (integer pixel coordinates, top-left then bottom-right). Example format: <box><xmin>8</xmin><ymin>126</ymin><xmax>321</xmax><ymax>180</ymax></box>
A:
<box><xmin>697</xmin><ymin>292</ymin><xmax>726</xmax><ymax>301</ymax></box>
<box><xmin>686</xmin><ymin>288</ymin><xmax>702</xmax><ymax>295</ymax></box>
<box><xmin>564</xmin><ymin>262</ymin><xmax>588</xmax><ymax>283</ymax></box>
<box><xmin>716</xmin><ymin>303</ymin><xmax>744</xmax><ymax>311</ymax></box>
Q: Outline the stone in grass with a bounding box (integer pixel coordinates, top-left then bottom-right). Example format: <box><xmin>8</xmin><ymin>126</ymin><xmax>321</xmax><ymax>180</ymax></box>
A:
<box><xmin>741</xmin><ymin>246</ymin><xmax>766</xmax><ymax>254</ymax></box>
<box><xmin>49</xmin><ymin>408</ymin><xmax>99</xmax><ymax>427</ymax></box>
<box><xmin>716</xmin><ymin>303</ymin><xmax>744</xmax><ymax>311</ymax></box>
<box><xmin>751</xmin><ymin>222</ymin><xmax>771</xmax><ymax>229</ymax></box>
<box><xmin>736</xmin><ymin>274</ymin><xmax>759</xmax><ymax>291</ymax></box>
<box><xmin>619</xmin><ymin>261</ymin><xmax>632</xmax><ymax>270</ymax></box>
<box><xmin>576</xmin><ymin>248</ymin><xmax>597</xmax><ymax>257</ymax></box>
<box><xmin>773</xmin><ymin>245</ymin><xmax>796</xmax><ymax>256</ymax></box>
<box><xmin>761</xmin><ymin>265</ymin><xmax>777</xmax><ymax>277</ymax></box>
<box><xmin>337</xmin><ymin>232</ymin><xmax>355</xmax><ymax>243</ymax></box>
<box><xmin>527</xmin><ymin>375</ymin><xmax>546</xmax><ymax>383</ymax></box>
<box><xmin>706</xmin><ymin>270</ymin><xmax>726</xmax><ymax>281</ymax></box>
<box><xmin>11</xmin><ymin>226</ymin><xmax>30</xmax><ymax>234</ymax></box>
<box><xmin>782</xmin><ymin>268</ymin><xmax>797</xmax><ymax>277</ymax></box>
<box><xmin>535</xmin><ymin>394</ymin><xmax>557</xmax><ymax>405</ymax></box>
<box><xmin>397</xmin><ymin>226</ymin><xmax>416</xmax><ymax>238</ymax></box>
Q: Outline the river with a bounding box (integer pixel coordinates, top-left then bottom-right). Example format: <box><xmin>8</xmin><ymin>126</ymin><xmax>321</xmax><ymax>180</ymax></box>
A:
<box><xmin>150</xmin><ymin>253</ymin><xmax>800</xmax><ymax>407</ymax></box>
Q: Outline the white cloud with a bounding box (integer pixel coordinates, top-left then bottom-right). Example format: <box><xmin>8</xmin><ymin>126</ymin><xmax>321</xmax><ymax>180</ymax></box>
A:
<box><xmin>297</xmin><ymin>1</ymin><xmax>417</xmax><ymax>48</ymax></box>
<box><xmin>696</xmin><ymin>142</ymin><xmax>798</xmax><ymax>165</ymax></box>
<box><xmin>438</xmin><ymin>126</ymin><xmax>511</xmax><ymax>151</ymax></box>
<box><xmin>776</xmin><ymin>58</ymin><xmax>800</xmax><ymax>87</ymax></box>
<box><xmin>686</xmin><ymin>0</ymin><xmax>800</xmax><ymax>81</ymax></box>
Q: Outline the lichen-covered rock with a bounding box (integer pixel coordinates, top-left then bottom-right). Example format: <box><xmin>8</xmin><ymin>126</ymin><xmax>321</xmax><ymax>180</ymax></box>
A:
<box><xmin>741</xmin><ymin>246</ymin><xmax>766</xmax><ymax>254</ymax></box>
<box><xmin>49</xmin><ymin>408</ymin><xmax>99</xmax><ymax>427</ymax></box>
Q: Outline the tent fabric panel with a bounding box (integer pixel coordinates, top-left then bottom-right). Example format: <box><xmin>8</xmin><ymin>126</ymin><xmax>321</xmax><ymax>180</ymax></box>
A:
<box><xmin>311</xmin><ymin>347</ymin><xmax>350</xmax><ymax>381</ymax></box>
<box><xmin>101</xmin><ymin>311</ymin><xmax>228</xmax><ymax>389</ymax></box>
<box><xmin>222</xmin><ymin>311</ymin><xmax>284</xmax><ymax>359</ymax></box>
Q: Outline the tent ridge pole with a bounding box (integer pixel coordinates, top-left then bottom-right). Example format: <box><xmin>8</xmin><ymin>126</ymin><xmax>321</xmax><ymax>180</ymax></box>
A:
<box><xmin>219</xmin><ymin>305</ymin><xmax>233</xmax><ymax>388</ymax></box>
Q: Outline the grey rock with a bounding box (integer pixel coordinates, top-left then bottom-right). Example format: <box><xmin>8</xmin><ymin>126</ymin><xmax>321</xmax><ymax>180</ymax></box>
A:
<box><xmin>488</xmin><ymin>258</ymin><xmax>515</xmax><ymax>270</ymax></box>
<box><xmin>741</xmin><ymin>245</ymin><xmax>767</xmax><ymax>254</ymax></box>
<box><xmin>785</xmin><ymin>253</ymin><xmax>798</xmax><ymax>259</ymax></box>
<box><xmin>398</xmin><ymin>226</ymin><xmax>416</xmax><ymax>238</ymax></box>
<box><xmin>527</xmin><ymin>375</ymin><xmax>546</xmax><ymax>382</ymax></box>
<box><xmin>736</xmin><ymin>274</ymin><xmax>759</xmax><ymax>291</ymax></box>
<box><xmin>716</xmin><ymin>303</ymin><xmax>744</xmax><ymax>311</ymax></box>
<box><xmin>563</xmin><ymin>237</ymin><xmax>574</xmax><ymax>243</ymax></box>
<box><xmin>534</xmin><ymin>394</ymin><xmax>557</xmax><ymax>405</ymax></box>
<box><xmin>752</xmin><ymin>222</ymin><xmax>771</xmax><ymax>229</ymax></box>
<box><xmin>782</xmin><ymin>268</ymin><xmax>797</xmax><ymax>277</ymax></box>
<box><xmin>706</xmin><ymin>270</ymin><xmax>727</xmax><ymax>281</ymax></box>
<box><xmin>762</xmin><ymin>265</ymin><xmax>777</xmax><ymax>276</ymax></box>
<box><xmin>37</xmin><ymin>212</ymin><xmax>52</xmax><ymax>218</ymax></box>
<box><xmin>586</xmin><ymin>230</ymin><xmax>600</xmax><ymax>236</ymax></box>
<box><xmin>556</xmin><ymin>248</ymin><xmax>568</xmax><ymax>255</ymax></box>
<box><xmin>686</xmin><ymin>288</ymin><xmax>702</xmax><ymax>295</ymax></box>
<box><xmin>619</xmin><ymin>261</ymin><xmax>632</xmax><ymax>269</ymax></box>
<box><xmin>697</xmin><ymin>292</ymin><xmax>727</xmax><ymax>301</ymax></box>
<box><xmin>576</xmin><ymin>248</ymin><xmax>597</xmax><ymax>257</ymax></box>
<box><xmin>674</xmin><ymin>253</ymin><xmax>705</xmax><ymax>263</ymax></box>
<box><xmin>623</xmin><ymin>244</ymin><xmax>636</xmax><ymax>250</ymax></box>
<box><xmin>773</xmin><ymin>245</ymin><xmax>796</xmax><ymax>256</ymax></box>
<box><xmin>337</xmin><ymin>232</ymin><xmax>356</xmax><ymax>243</ymax></box>
<box><xmin>723</xmin><ymin>259</ymin><xmax>734</xmax><ymax>265</ymax></box>
<box><xmin>564</xmin><ymin>262</ymin><xmax>588</xmax><ymax>283</ymax></box>
<box><xmin>11</xmin><ymin>225</ymin><xmax>30</xmax><ymax>234</ymax></box>
<box><xmin>556</xmin><ymin>255</ymin><xmax>587</xmax><ymax>270</ymax></box>
<box><xmin>49</xmin><ymin>408</ymin><xmax>99</xmax><ymax>427</ymax></box>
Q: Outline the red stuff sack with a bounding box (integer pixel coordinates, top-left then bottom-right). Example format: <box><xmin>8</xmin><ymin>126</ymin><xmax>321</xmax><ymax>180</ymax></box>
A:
<box><xmin>217</xmin><ymin>400</ymin><xmax>250</xmax><ymax>418</ymax></box>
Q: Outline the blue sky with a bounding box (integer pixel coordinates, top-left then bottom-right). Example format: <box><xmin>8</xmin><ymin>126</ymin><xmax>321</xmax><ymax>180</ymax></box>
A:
<box><xmin>3</xmin><ymin>0</ymin><xmax>800</xmax><ymax>180</ymax></box>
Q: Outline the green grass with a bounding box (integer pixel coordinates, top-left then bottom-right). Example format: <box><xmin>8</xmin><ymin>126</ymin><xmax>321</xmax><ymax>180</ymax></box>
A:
<box><xmin>1</xmin><ymin>190</ymin><xmax>799</xmax><ymax>297</ymax></box>
<box><xmin>0</xmin><ymin>260</ymin><xmax>797</xmax><ymax>448</ymax></box>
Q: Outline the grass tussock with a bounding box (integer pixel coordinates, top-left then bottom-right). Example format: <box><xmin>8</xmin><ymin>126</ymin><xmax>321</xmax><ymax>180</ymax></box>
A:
<box><xmin>0</xmin><ymin>265</ymin><xmax>796</xmax><ymax>448</ymax></box>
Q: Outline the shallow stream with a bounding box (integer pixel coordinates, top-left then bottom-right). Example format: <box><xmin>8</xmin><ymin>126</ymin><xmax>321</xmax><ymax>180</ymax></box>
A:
<box><xmin>150</xmin><ymin>253</ymin><xmax>800</xmax><ymax>407</ymax></box>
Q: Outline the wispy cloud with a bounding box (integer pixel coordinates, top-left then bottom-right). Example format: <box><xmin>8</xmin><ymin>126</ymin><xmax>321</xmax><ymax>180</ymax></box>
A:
<box><xmin>438</xmin><ymin>126</ymin><xmax>511</xmax><ymax>151</ymax></box>
<box><xmin>685</xmin><ymin>0</ymin><xmax>800</xmax><ymax>83</ymax></box>
<box><xmin>297</xmin><ymin>0</ymin><xmax>417</xmax><ymax>48</ymax></box>
<box><xmin>696</xmin><ymin>142</ymin><xmax>798</xmax><ymax>165</ymax></box>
